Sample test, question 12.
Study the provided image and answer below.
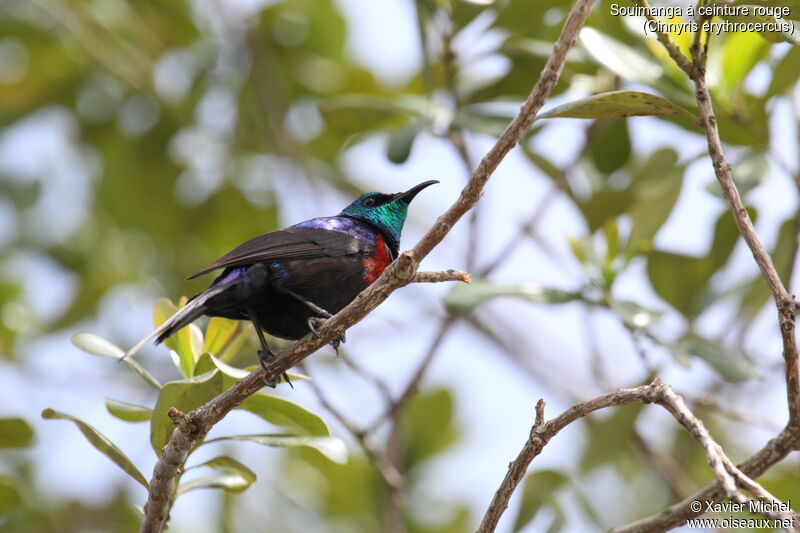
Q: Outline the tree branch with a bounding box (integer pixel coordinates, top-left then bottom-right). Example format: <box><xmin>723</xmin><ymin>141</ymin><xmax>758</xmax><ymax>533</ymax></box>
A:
<box><xmin>138</xmin><ymin>0</ymin><xmax>591</xmax><ymax>523</ymax></box>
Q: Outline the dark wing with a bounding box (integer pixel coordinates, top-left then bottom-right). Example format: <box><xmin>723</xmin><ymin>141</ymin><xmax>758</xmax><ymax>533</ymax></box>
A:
<box><xmin>186</xmin><ymin>227</ymin><xmax>370</xmax><ymax>279</ymax></box>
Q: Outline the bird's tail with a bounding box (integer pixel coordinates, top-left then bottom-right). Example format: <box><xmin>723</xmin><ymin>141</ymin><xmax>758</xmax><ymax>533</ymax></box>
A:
<box><xmin>121</xmin><ymin>281</ymin><xmax>232</xmax><ymax>361</ymax></box>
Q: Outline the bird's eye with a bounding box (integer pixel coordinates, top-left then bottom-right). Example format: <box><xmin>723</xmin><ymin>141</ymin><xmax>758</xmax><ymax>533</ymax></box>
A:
<box><xmin>363</xmin><ymin>197</ymin><xmax>376</xmax><ymax>207</ymax></box>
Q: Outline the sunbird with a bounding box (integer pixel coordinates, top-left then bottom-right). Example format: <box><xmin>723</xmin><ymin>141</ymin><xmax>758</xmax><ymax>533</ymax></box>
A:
<box><xmin>123</xmin><ymin>180</ymin><xmax>438</xmax><ymax>385</ymax></box>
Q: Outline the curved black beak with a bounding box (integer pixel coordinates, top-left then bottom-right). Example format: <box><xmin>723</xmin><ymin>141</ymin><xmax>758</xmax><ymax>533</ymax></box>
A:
<box><xmin>394</xmin><ymin>180</ymin><xmax>439</xmax><ymax>204</ymax></box>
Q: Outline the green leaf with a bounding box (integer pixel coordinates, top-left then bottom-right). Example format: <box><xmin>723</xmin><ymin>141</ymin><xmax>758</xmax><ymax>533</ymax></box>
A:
<box><xmin>72</xmin><ymin>332</ymin><xmax>125</xmax><ymax>358</ymax></box>
<box><xmin>386</xmin><ymin>123</ymin><xmax>421</xmax><ymax>164</ymax></box>
<box><xmin>105</xmin><ymin>399</ymin><xmax>152</xmax><ymax>423</ymax></box>
<box><xmin>205</xmin><ymin>434</ymin><xmax>348</xmax><ymax>464</ymax></box>
<box><xmin>320</xmin><ymin>94</ymin><xmax>430</xmax><ymax>122</ymax></box>
<box><xmin>0</xmin><ymin>475</ymin><xmax>23</xmax><ymax>514</ymax></box>
<box><xmin>715</xmin><ymin>93</ymin><xmax>770</xmax><ymax>146</ymax></box>
<box><xmin>218</xmin><ymin>323</ymin><xmax>254</xmax><ymax>363</ymax></box>
<box><xmin>189</xmin><ymin>455</ymin><xmax>257</xmax><ymax>480</ymax></box>
<box><xmin>204</xmin><ymin>317</ymin><xmax>239</xmax><ymax>356</ymax></box>
<box><xmin>238</xmin><ymin>393</ymin><xmax>329</xmax><ymax>436</ymax></box>
<box><xmin>647</xmin><ymin>209</ymin><xmax>752</xmax><ymax>317</ymax></box>
<box><xmin>456</xmin><ymin>106</ymin><xmax>519</xmax><ymax>137</ymax></box>
<box><xmin>443</xmin><ymin>280</ymin><xmax>581</xmax><ymax>314</ymax></box>
<box><xmin>647</xmin><ymin>252</ymin><xmax>711</xmax><ymax>317</ymax></box>
<box><xmin>579</xmin><ymin>189</ymin><xmax>637</xmax><ymax>233</ymax></box>
<box><xmin>539</xmin><ymin>91</ymin><xmax>698</xmax><ymax>123</ymax></box>
<box><xmin>179</xmin><ymin>456</ymin><xmax>257</xmax><ymax>495</ymax></box>
<box><xmin>0</xmin><ymin>418</ymin><xmax>34</xmax><ymax>448</ymax></box>
<box><xmin>568</xmin><ymin>236</ymin><xmax>596</xmax><ymax>266</ymax></box>
<box><xmin>513</xmin><ymin>470</ymin><xmax>569</xmax><ymax>532</ymax></box>
<box><xmin>522</xmin><ymin>148</ymin><xmax>565</xmax><ymax>183</ymax></box>
<box><xmin>195</xmin><ymin>352</ymin><xmax>248</xmax><ymax>381</ymax></box>
<box><xmin>604</xmin><ymin>220</ymin><xmax>619</xmax><ymax>266</ymax></box>
<box><xmin>72</xmin><ymin>332</ymin><xmax>162</xmax><ymax>389</ymax></box>
<box><xmin>708</xmin><ymin>208</ymin><xmax>753</xmax><ymax>271</ymax></box>
<box><xmin>177</xmin><ymin>473</ymin><xmax>252</xmax><ymax>496</ymax></box>
<box><xmin>401</xmin><ymin>388</ymin><xmax>459</xmax><ymax>469</ymax></box>
<box><xmin>150</xmin><ymin>370</ymin><xmax>223</xmax><ymax>455</ymax></box>
<box><xmin>41</xmin><ymin>408</ymin><xmax>149</xmax><ymax>488</ymax></box>
<box><xmin>720</xmin><ymin>31</ymin><xmax>770</xmax><ymax>91</ymax></box>
<box><xmin>588</xmin><ymin>118</ymin><xmax>631</xmax><ymax>174</ymax></box>
<box><xmin>677</xmin><ymin>336</ymin><xmax>760</xmax><ymax>382</ymax></box>
<box><xmin>768</xmin><ymin>45</ymin><xmax>800</xmax><ymax>97</ymax></box>
<box><xmin>628</xmin><ymin>150</ymin><xmax>685</xmax><ymax>250</ymax></box>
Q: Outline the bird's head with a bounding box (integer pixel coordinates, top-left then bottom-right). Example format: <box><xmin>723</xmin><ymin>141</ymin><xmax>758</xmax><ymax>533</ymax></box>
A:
<box><xmin>340</xmin><ymin>180</ymin><xmax>438</xmax><ymax>249</ymax></box>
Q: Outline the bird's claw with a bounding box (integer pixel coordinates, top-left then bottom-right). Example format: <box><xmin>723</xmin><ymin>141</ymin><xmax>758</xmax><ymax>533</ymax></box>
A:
<box><xmin>307</xmin><ymin>317</ymin><xmax>323</xmax><ymax>337</ymax></box>
<box><xmin>307</xmin><ymin>317</ymin><xmax>346</xmax><ymax>356</ymax></box>
<box><xmin>330</xmin><ymin>332</ymin><xmax>346</xmax><ymax>355</ymax></box>
<box><xmin>257</xmin><ymin>349</ymin><xmax>291</xmax><ymax>389</ymax></box>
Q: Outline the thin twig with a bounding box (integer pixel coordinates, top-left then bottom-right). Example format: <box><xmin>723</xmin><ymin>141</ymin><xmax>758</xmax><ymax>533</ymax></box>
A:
<box><xmin>413</xmin><ymin>270</ymin><xmax>471</xmax><ymax>283</ymax></box>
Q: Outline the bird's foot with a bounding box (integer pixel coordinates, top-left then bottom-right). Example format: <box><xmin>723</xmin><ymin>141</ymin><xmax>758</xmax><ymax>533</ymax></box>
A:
<box><xmin>307</xmin><ymin>317</ymin><xmax>346</xmax><ymax>356</ymax></box>
<box><xmin>330</xmin><ymin>332</ymin><xmax>346</xmax><ymax>356</ymax></box>
<box><xmin>257</xmin><ymin>349</ymin><xmax>292</xmax><ymax>389</ymax></box>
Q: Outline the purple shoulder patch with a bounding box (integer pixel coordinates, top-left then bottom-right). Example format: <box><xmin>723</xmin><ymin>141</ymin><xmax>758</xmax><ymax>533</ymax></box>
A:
<box><xmin>292</xmin><ymin>216</ymin><xmax>375</xmax><ymax>243</ymax></box>
<box><xmin>217</xmin><ymin>266</ymin><xmax>246</xmax><ymax>284</ymax></box>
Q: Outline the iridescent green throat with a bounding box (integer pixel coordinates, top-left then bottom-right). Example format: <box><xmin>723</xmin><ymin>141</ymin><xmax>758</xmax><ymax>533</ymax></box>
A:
<box><xmin>340</xmin><ymin>197</ymin><xmax>409</xmax><ymax>252</ymax></box>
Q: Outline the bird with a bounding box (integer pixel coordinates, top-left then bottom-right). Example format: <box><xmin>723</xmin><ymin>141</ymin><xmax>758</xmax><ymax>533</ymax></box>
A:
<box><xmin>122</xmin><ymin>180</ymin><xmax>438</xmax><ymax>386</ymax></box>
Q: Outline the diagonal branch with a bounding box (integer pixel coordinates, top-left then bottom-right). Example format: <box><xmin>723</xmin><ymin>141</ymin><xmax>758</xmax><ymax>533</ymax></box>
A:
<box><xmin>138</xmin><ymin>0</ymin><xmax>595</xmax><ymax>525</ymax></box>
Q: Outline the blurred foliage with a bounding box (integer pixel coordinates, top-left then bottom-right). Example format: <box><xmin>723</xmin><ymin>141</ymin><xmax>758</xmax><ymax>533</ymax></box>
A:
<box><xmin>1</xmin><ymin>0</ymin><xmax>799</xmax><ymax>531</ymax></box>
